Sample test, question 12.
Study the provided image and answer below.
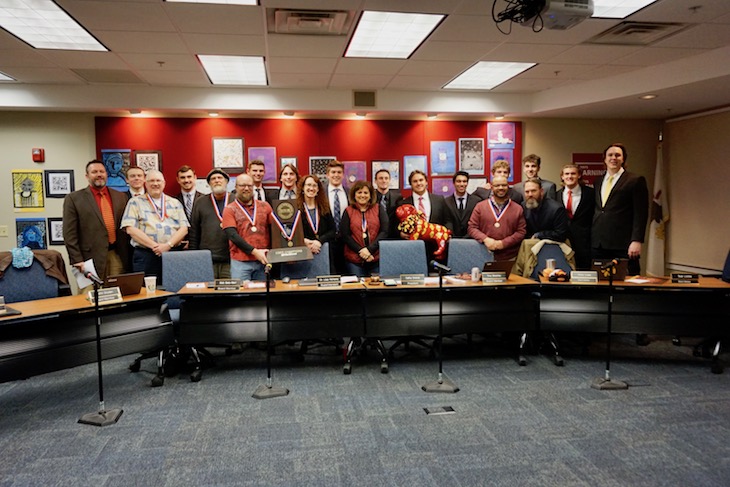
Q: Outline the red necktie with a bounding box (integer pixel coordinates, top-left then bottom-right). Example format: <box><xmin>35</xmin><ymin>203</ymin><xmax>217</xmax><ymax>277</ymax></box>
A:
<box><xmin>418</xmin><ymin>196</ymin><xmax>425</xmax><ymax>214</ymax></box>
<box><xmin>566</xmin><ymin>189</ymin><xmax>573</xmax><ymax>219</ymax></box>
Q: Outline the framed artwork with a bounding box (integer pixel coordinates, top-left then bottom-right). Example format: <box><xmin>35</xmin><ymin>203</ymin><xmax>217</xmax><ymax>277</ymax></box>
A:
<box><xmin>133</xmin><ymin>150</ymin><xmax>162</xmax><ymax>173</ymax></box>
<box><xmin>309</xmin><ymin>156</ymin><xmax>336</xmax><ymax>182</ymax></box>
<box><xmin>44</xmin><ymin>170</ymin><xmax>74</xmax><ymax>198</ymax></box>
<box><xmin>430</xmin><ymin>141</ymin><xmax>456</xmax><ymax>175</ymax></box>
<box><xmin>371</xmin><ymin>160</ymin><xmax>400</xmax><ymax>189</ymax></box>
<box><xmin>16</xmin><ymin>217</ymin><xmax>46</xmax><ymax>249</ymax></box>
<box><xmin>47</xmin><ymin>217</ymin><xmax>64</xmax><ymax>246</ymax></box>
<box><xmin>343</xmin><ymin>160</ymin><xmax>367</xmax><ymax>186</ymax></box>
<box><xmin>12</xmin><ymin>169</ymin><xmax>44</xmax><ymax>211</ymax></box>
<box><xmin>459</xmin><ymin>138</ymin><xmax>485</xmax><ymax>174</ymax></box>
<box><xmin>467</xmin><ymin>177</ymin><xmax>487</xmax><ymax>195</ymax></box>
<box><xmin>213</xmin><ymin>137</ymin><xmax>245</xmax><ymax>169</ymax></box>
<box><xmin>195</xmin><ymin>178</ymin><xmax>212</xmax><ymax>195</ymax></box>
<box><xmin>489</xmin><ymin>150</ymin><xmax>514</xmax><ymax>183</ymax></box>
<box><xmin>280</xmin><ymin>156</ymin><xmax>297</xmax><ymax>169</ymax></box>
<box><xmin>403</xmin><ymin>155</ymin><xmax>427</xmax><ymax>190</ymax></box>
<box><xmin>248</xmin><ymin>147</ymin><xmax>277</xmax><ymax>183</ymax></box>
<box><xmin>432</xmin><ymin>177</ymin><xmax>454</xmax><ymax>197</ymax></box>
<box><xmin>487</xmin><ymin>122</ymin><xmax>516</xmax><ymax>149</ymax></box>
<box><xmin>101</xmin><ymin>149</ymin><xmax>131</xmax><ymax>193</ymax></box>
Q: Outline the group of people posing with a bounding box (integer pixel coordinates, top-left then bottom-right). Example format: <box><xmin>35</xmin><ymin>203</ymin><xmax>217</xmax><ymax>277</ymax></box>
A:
<box><xmin>63</xmin><ymin>142</ymin><xmax>648</xmax><ymax>291</ymax></box>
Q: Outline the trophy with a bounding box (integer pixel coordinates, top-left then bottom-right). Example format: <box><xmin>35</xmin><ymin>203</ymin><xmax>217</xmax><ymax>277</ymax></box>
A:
<box><xmin>267</xmin><ymin>200</ymin><xmax>313</xmax><ymax>264</ymax></box>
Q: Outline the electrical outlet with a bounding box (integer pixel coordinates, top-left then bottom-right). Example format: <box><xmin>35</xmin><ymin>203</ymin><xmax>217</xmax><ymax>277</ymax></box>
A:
<box><xmin>0</xmin><ymin>225</ymin><xmax>8</xmax><ymax>237</ymax></box>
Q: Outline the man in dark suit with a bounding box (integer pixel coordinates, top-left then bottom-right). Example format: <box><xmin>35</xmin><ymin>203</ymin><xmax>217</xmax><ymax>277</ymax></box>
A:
<box><xmin>374</xmin><ymin>168</ymin><xmax>402</xmax><ymax>238</ymax></box>
<box><xmin>522</xmin><ymin>178</ymin><xmax>569</xmax><ymax>242</ymax></box>
<box><xmin>444</xmin><ymin>171</ymin><xmax>481</xmax><ymax>237</ymax></box>
<box><xmin>557</xmin><ymin>164</ymin><xmax>595</xmax><ymax>269</ymax></box>
<box><xmin>63</xmin><ymin>160</ymin><xmax>130</xmax><ymax>291</ymax></box>
<box><xmin>323</xmin><ymin>160</ymin><xmax>349</xmax><ymax>273</ymax></box>
<box><xmin>174</xmin><ymin>165</ymin><xmax>204</xmax><ymax>223</ymax></box>
<box><xmin>513</xmin><ymin>154</ymin><xmax>557</xmax><ymax>201</ymax></box>
<box><xmin>592</xmin><ymin>143</ymin><xmax>649</xmax><ymax>276</ymax></box>
<box><xmin>125</xmin><ymin>166</ymin><xmax>146</xmax><ymax>198</ymax></box>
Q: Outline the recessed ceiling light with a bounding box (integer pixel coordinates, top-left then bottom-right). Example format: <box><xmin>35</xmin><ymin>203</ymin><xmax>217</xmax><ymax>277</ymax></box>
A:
<box><xmin>164</xmin><ymin>1</ymin><xmax>258</xmax><ymax>5</ymax></box>
<box><xmin>639</xmin><ymin>94</ymin><xmax>657</xmax><ymax>100</ymax></box>
<box><xmin>0</xmin><ymin>0</ymin><xmax>107</xmax><ymax>51</ymax></box>
<box><xmin>208</xmin><ymin>111</ymin><xmax>219</xmax><ymax>117</ymax></box>
<box><xmin>129</xmin><ymin>109</ymin><xmax>142</xmax><ymax>115</ymax></box>
<box><xmin>198</xmin><ymin>55</ymin><xmax>268</xmax><ymax>86</ymax></box>
<box><xmin>494</xmin><ymin>114</ymin><xmax>505</xmax><ymax>120</ymax></box>
<box><xmin>0</xmin><ymin>71</ymin><xmax>15</xmax><ymax>82</ymax></box>
<box><xmin>427</xmin><ymin>113</ymin><xmax>438</xmax><ymax>119</ymax></box>
<box><xmin>355</xmin><ymin>112</ymin><xmax>367</xmax><ymax>118</ymax></box>
<box><xmin>345</xmin><ymin>11</ymin><xmax>445</xmax><ymax>59</ymax></box>
<box><xmin>283</xmin><ymin>111</ymin><xmax>295</xmax><ymax>117</ymax></box>
<box><xmin>592</xmin><ymin>1</ymin><xmax>660</xmax><ymax>19</ymax></box>
<box><xmin>444</xmin><ymin>61</ymin><xmax>535</xmax><ymax>90</ymax></box>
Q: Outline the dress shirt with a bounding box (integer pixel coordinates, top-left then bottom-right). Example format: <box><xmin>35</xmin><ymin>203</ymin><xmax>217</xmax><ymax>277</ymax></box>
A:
<box><xmin>562</xmin><ymin>185</ymin><xmax>581</xmax><ymax>217</ymax></box>
<box><xmin>254</xmin><ymin>186</ymin><xmax>266</xmax><ymax>201</ymax></box>
<box><xmin>279</xmin><ymin>188</ymin><xmax>296</xmax><ymax>199</ymax></box>
<box><xmin>601</xmin><ymin>167</ymin><xmax>624</xmax><ymax>206</ymax></box>
<box><xmin>413</xmin><ymin>191</ymin><xmax>432</xmax><ymax>221</ymax></box>
<box><xmin>328</xmin><ymin>185</ymin><xmax>347</xmax><ymax>219</ymax></box>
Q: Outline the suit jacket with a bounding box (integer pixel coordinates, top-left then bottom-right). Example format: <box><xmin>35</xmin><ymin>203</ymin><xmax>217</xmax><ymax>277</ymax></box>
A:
<box><xmin>175</xmin><ymin>191</ymin><xmax>204</xmax><ymax>220</ymax></box>
<box><xmin>397</xmin><ymin>192</ymin><xmax>448</xmax><ymax>226</ymax></box>
<box><xmin>376</xmin><ymin>189</ymin><xmax>402</xmax><ymax>237</ymax></box>
<box><xmin>592</xmin><ymin>170</ymin><xmax>649</xmax><ymax>251</ymax></box>
<box><xmin>513</xmin><ymin>178</ymin><xmax>558</xmax><ymax>201</ymax></box>
<box><xmin>444</xmin><ymin>193</ymin><xmax>481</xmax><ymax>237</ymax></box>
<box><xmin>557</xmin><ymin>184</ymin><xmax>595</xmax><ymax>268</ymax></box>
<box><xmin>522</xmin><ymin>197</ymin><xmax>569</xmax><ymax>242</ymax></box>
<box><xmin>62</xmin><ymin>186</ymin><xmax>130</xmax><ymax>279</ymax></box>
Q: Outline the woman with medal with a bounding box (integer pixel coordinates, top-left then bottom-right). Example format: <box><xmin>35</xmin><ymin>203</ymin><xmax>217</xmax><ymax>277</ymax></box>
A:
<box><xmin>340</xmin><ymin>180</ymin><xmax>388</xmax><ymax>277</ymax></box>
<box><xmin>297</xmin><ymin>174</ymin><xmax>335</xmax><ymax>255</ymax></box>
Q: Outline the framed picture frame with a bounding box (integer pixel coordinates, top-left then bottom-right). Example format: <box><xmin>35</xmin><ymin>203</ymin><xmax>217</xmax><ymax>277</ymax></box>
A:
<box><xmin>309</xmin><ymin>156</ymin><xmax>337</xmax><ymax>182</ymax></box>
<box><xmin>458</xmin><ymin>138</ymin><xmax>485</xmax><ymax>175</ymax></box>
<box><xmin>47</xmin><ymin>217</ymin><xmax>64</xmax><ymax>246</ymax></box>
<box><xmin>101</xmin><ymin>149</ymin><xmax>131</xmax><ymax>193</ymax></box>
<box><xmin>432</xmin><ymin>177</ymin><xmax>454</xmax><ymax>197</ymax></box>
<box><xmin>403</xmin><ymin>155</ymin><xmax>427</xmax><ymax>190</ymax></box>
<box><xmin>133</xmin><ymin>150</ymin><xmax>162</xmax><ymax>173</ymax></box>
<box><xmin>371</xmin><ymin>160</ymin><xmax>400</xmax><ymax>189</ymax></box>
<box><xmin>248</xmin><ymin>147</ymin><xmax>277</xmax><ymax>183</ymax></box>
<box><xmin>212</xmin><ymin>137</ymin><xmax>245</xmax><ymax>169</ymax></box>
<box><xmin>280</xmin><ymin>156</ymin><xmax>297</xmax><ymax>169</ymax></box>
<box><xmin>467</xmin><ymin>177</ymin><xmax>487</xmax><ymax>195</ymax></box>
<box><xmin>490</xmin><ymin>150</ymin><xmax>514</xmax><ymax>183</ymax></box>
<box><xmin>342</xmin><ymin>160</ymin><xmax>367</xmax><ymax>186</ymax></box>
<box><xmin>487</xmin><ymin>122</ymin><xmax>516</xmax><ymax>149</ymax></box>
<box><xmin>16</xmin><ymin>217</ymin><xmax>47</xmax><ymax>249</ymax></box>
<box><xmin>430</xmin><ymin>141</ymin><xmax>456</xmax><ymax>175</ymax></box>
<box><xmin>43</xmin><ymin>170</ymin><xmax>74</xmax><ymax>198</ymax></box>
<box><xmin>12</xmin><ymin>169</ymin><xmax>44</xmax><ymax>211</ymax></box>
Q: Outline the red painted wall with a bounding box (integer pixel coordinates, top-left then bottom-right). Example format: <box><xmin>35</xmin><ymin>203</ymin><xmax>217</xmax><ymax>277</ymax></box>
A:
<box><xmin>95</xmin><ymin>117</ymin><xmax>522</xmax><ymax>195</ymax></box>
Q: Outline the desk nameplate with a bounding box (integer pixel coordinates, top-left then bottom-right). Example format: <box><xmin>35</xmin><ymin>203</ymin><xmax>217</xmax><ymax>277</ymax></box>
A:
<box><xmin>571</xmin><ymin>271</ymin><xmax>598</xmax><ymax>283</ymax></box>
<box><xmin>87</xmin><ymin>287</ymin><xmax>123</xmax><ymax>305</ymax></box>
<box><xmin>401</xmin><ymin>274</ymin><xmax>425</xmax><ymax>286</ymax></box>
<box><xmin>317</xmin><ymin>275</ymin><xmax>341</xmax><ymax>289</ymax></box>
<box><xmin>482</xmin><ymin>272</ymin><xmax>506</xmax><ymax>284</ymax></box>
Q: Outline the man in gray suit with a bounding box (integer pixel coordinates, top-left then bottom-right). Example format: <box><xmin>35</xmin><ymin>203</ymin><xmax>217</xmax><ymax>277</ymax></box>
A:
<box><xmin>513</xmin><ymin>154</ymin><xmax>557</xmax><ymax>201</ymax></box>
<box><xmin>63</xmin><ymin>160</ymin><xmax>130</xmax><ymax>291</ymax></box>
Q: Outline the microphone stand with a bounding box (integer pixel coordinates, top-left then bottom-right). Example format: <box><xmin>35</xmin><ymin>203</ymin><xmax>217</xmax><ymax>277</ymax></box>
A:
<box><xmin>79</xmin><ymin>277</ymin><xmax>123</xmax><ymax>426</ymax></box>
<box><xmin>422</xmin><ymin>262</ymin><xmax>459</xmax><ymax>393</ymax></box>
<box><xmin>591</xmin><ymin>261</ymin><xmax>628</xmax><ymax>390</ymax></box>
<box><xmin>253</xmin><ymin>264</ymin><xmax>289</xmax><ymax>399</ymax></box>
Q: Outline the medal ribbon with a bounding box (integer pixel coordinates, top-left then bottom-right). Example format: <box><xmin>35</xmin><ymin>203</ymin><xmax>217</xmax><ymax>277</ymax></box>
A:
<box><xmin>361</xmin><ymin>211</ymin><xmax>368</xmax><ymax>239</ymax></box>
<box><xmin>488</xmin><ymin>197</ymin><xmax>510</xmax><ymax>223</ymax></box>
<box><xmin>147</xmin><ymin>194</ymin><xmax>167</xmax><ymax>221</ymax></box>
<box><xmin>271</xmin><ymin>210</ymin><xmax>301</xmax><ymax>243</ymax></box>
<box><xmin>211</xmin><ymin>192</ymin><xmax>229</xmax><ymax>223</ymax></box>
<box><xmin>304</xmin><ymin>206</ymin><xmax>319</xmax><ymax>235</ymax></box>
<box><xmin>235</xmin><ymin>199</ymin><xmax>257</xmax><ymax>228</ymax></box>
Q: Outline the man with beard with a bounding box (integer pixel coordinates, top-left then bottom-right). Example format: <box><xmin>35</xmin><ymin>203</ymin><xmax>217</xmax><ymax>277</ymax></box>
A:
<box><xmin>189</xmin><ymin>169</ymin><xmax>233</xmax><ymax>278</ymax></box>
<box><xmin>467</xmin><ymin>175</ymin><xmax>526</xmax><ymax>261</ymax></box>
<box><xmin>63</xmin><ymin>160</ymin><xmax>130</xmax><ymax>290</ymax></box>
<box><xmin>222</xmin><ymin>173</ymin><xmax>273</xmax><ymax>281</ymax></box>
<box><xmin>121</xmin><ymin>170</ymin><xmax>189</xmax><ymax>283</ymax></box>
<box><xmin>521</xmin><ymin>178</ymin><xmax>569</xmax><ymax>242</ymax></box>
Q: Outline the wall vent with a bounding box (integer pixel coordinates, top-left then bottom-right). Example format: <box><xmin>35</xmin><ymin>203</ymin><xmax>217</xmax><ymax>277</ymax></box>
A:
<box><xmin>587</xmin><ymin>21</ymin><xmax>687</xmax><ymax>46</ymax></box>
<box><xmin>353</xmin><ymin>90</ymin><xmax>376</xmax><ymax>108</ymax></box>
<box><xmin>267</xmin><ymin>9</ymin><xmax>355</xmax><ymax>35</ymax></box>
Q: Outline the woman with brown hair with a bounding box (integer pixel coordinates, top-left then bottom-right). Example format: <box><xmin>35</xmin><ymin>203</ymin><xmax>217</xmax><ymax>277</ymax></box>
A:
<box><xmin>340</xmin><ymin>180</ymin><xmax>388</xmax><ymax>277</ymax></box>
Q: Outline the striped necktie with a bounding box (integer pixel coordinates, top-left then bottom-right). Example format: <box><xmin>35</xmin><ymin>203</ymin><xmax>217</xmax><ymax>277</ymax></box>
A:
<box><xmin>185</xmin><ymin>193</ymin><xmax>193</xmax><ymax>219</ymax></box>
<box><xmin>333</xmin><ymin>188</ymin><xmax>341</xmax><ymax>230</ymax></box>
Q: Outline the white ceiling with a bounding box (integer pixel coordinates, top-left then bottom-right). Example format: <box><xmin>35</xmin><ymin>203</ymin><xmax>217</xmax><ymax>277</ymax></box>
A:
<box><xmin>1</xmin><ymin>0</ymin><xmax>730</xmax><ymax>119</ymax></box>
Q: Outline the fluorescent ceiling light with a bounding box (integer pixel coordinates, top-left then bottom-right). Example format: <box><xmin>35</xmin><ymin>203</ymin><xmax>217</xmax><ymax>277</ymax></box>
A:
<box><xmin>0</xmin><ymin>71</ymin><xmax>15</xmax><ymax>81</ymax></box>
<box><xmin>444</xmin><ymin>61</ymin><xmax>535</xmax><ymax>90</ymax></box>
<box><xmin>198</xmin><ymin>55</ymin><xmax>268</xmax><ymax>86</ymax></box>
<box><xmin>592</xmin><ymin>1</ymin><xmax>659</xmax><ymax>19</ymax></box>
<box><xmin>165</xmin><ymin>1</ymin><xmax>258</xmax><ymax>5</ymax></box>
<box><xmin>345</xmin><ymin>11</ymin><xmax>444</xmax><ymax>59</ymax></box>
<box><xmin>0</xmin><ymin>0</ymin><xmax>107</xmax><ymax>51</ymax></box>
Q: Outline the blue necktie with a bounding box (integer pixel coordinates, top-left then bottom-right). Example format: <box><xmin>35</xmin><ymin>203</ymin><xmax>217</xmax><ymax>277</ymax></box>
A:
<box><xmin>333</xmin><ymin>188</ymin><xmax>341</xmax><ymax>231</ymax></box>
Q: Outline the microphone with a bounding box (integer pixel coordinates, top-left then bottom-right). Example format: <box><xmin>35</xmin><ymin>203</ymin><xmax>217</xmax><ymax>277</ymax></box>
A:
<box><xmin>84</xmin><ymin>271</ymin><xmax>104</xmax><ymax>286</ymax></box>
<box><xmin>600</xmin><ymin>259</ymin><xmax>619</xmax><ymax>270</ymax></box>
<box><xmin>430</xmin><ymin>260</ymin><xmax>451</xmax><ymax>273</ymax></box>
<box><xmin>264</xmin><ymin>263</ymin><xmax>273</xmax><ymax>275</ymax></box>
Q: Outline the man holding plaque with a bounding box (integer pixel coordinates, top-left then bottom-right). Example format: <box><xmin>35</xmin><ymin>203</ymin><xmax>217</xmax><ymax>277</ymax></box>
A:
<box><xmin>222</xmin><ymin>174</ymin><xmax>273</xmax><ymax>281</ymax></box>
<box><xmin>189</xmin><ymin>168</ymin><xmax>232</xmax><ymax>278</ymax></box>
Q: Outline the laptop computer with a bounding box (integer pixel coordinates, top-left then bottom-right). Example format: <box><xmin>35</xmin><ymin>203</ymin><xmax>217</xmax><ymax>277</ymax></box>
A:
<box><xmin>104</xmin><ymin>272</ymin><xmax>145</xmax><ymax>296</ymax></box>
<box><xmin>482</xmin><ymin>260</ymin><xmax>515</xmax><ymax>279</ymax></box>
<box><xmin>591</xmin><ymin>258</ymin><xmax>629</xmax><ymax>281</ymax></box>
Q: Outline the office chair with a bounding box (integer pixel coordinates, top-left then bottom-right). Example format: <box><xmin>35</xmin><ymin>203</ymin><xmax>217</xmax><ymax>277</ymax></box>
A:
<box><xmin>280</xmin><ymin>244</ymin><xmax>342</xmax><ymax>357</ymax></box>
<box><xmin>446</xmin><ymin>238</ymin><xmax>494</xmax><ymax>274</ymax></box>
<box><xmin>377</xmin><ymin>240</ymin><xmax>435</xmax><ymax>360</ymax></box>
<box><xmin>0</xmin><ymin>253</ymin><xmax>61</xmax><ymax>303</ymax></box>
<box><xmin>129</xmin><ymin>250</ymin><xmax>215</xmax><ymax>385</ymax></box>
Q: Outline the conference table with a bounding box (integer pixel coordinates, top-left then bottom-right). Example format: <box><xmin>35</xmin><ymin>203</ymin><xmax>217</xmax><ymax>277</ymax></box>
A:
<box><xmin>0</xmin><ymin>290</ymin><xmax>172</xmax><ymax>383</ymax></box>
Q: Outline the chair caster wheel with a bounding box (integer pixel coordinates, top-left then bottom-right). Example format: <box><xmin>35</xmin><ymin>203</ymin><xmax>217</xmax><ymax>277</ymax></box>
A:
<box><xmin>190</xmin><ymin>369</ymin><xmax>202</xmax><ymax>382</ymax></box>
<box><xmin>554</xmin><ymin>356</ymin><xmax>564</xmax><ymax>367</ymax></box>
<box><xmin>518</xmin><ymin>355</ymin><xmax>528</xmax><ymax>366</ymax></box>
<box><xmin>343</xmin><ymin>363</ymin><xmax>352</xmax><ymax>375</ymax></box>
<box><xmin>380</xmin><ymin>362</ymin><xmax>388</xmax><ymax>374</ymax></box>
<box><xmin>128</xmin><ymin>361</ymin><xmax>141</xmax><ymax>372</ymax></box>
<box><xmin>151</xmin><ymin>375</ymin><xmax>164</xmax><ymax>387</ymax></box>
<box><xmin>672</xmin><ymin>337</ymin><xmax>681</xmax><ymax>346</ymax></box>
<box><xmin>711</xmin><ymin>363</ymin><xmax>723</xmax><ymax>374</ymax></box>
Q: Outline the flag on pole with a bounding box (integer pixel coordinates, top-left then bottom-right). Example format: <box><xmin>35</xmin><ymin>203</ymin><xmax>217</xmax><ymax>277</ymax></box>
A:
<box><xmin>646</xmin><ymin>142</ymin><xmax>669</xmax><ymax>276</ymax></box>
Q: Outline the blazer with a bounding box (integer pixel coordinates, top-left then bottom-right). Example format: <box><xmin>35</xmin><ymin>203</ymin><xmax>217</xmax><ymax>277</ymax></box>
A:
<box><xmin>175</xmin><ymin>191</ymin><xmax>204</xmax><ymax>220</ymax></box>
<box><xmin>592</xmin><ymin>170</ymin><xmax>649</xmax><ymax>250</ymax></box>
<box><xmin>397</xmin><ymin>192</ymin><xmax>448</xmax><ymax>226</ymax></box>
<box><xmin>521</xmin><ymin>196</ymin><xmax>569</xmax><ymax>242</ymax></box>
<box><xmin>376</xmin><ymin>188</ymin><xmax>402</xmax><ymax>237</ymax></box>
<box><xmin>513</xmin><ymin>178</ymin><xmax>558</xmax><ymax>201</ymax></box>
<box><xmin>62</xmin><ymin>186</ymin><xmax>130</xmax><ymax>279</ymax></box>
<box><xmin>557</xmin><ymin>185</ymin><xmax>595</xmax><ymax>267</ymax></box>
<box><xmin>444</xmin><ymin>193</ymin><xmax>481</xmax><ymax>237</ymax></box>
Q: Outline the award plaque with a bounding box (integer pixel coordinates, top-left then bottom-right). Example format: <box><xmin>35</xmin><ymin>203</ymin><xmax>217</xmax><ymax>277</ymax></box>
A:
<box><xmin>268</xmin><ymin>200</ymin><xmax>313</xmax><ymax>264</ymax></box>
